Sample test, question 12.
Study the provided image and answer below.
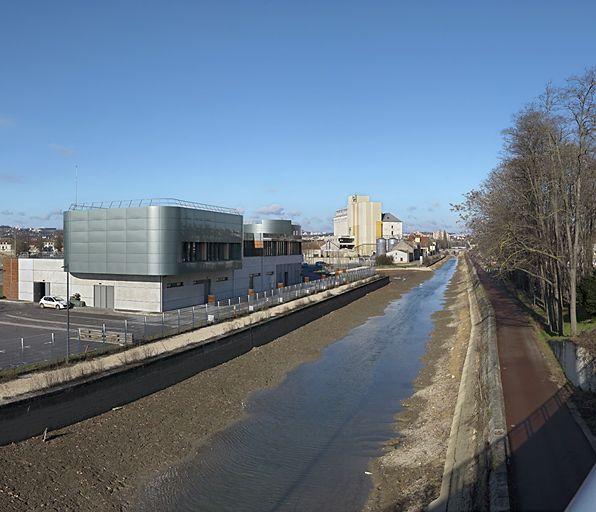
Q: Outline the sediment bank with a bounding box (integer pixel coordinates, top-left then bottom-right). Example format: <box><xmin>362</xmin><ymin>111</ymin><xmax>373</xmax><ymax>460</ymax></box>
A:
<box><xmin>0</xmin><ymin>270</ymin><xmax>432</xmax><ymax>511</ymax></box>
<box><xmin>364</xmin><ymin>255</ymin><xmax>471</xmax><ymax>512</ymax></box>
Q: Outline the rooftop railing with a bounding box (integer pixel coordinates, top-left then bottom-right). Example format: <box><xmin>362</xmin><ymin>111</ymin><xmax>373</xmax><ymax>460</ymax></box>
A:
<box><xmin>69</xmin><ymin>198</ymin><xmax>241</xmax><ymax>215</ymax></box>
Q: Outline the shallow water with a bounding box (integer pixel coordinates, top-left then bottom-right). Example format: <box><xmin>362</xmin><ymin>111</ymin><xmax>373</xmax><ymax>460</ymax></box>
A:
<box><xmin>138</xmin><ymin>259</ymin><xmax>457</xmax><ymax>512</ymax></box>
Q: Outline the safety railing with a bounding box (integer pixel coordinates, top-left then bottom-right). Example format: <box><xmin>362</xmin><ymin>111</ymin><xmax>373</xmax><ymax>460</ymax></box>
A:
<box><xmin>0</xmin><ymin>267</ymin><xmax>377</xmax><ymax>372</ymax></box>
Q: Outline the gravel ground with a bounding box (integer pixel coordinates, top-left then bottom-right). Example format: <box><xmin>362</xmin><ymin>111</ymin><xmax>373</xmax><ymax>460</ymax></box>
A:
<box><xmin>364</xmin><ymin>256</ymin><xmax>471</xmax><ymax>512</ymax></box>
<box><xmin>0</xmin><ymin>270</ymin><xmax>432</xmax><ymax>512</ymax></box>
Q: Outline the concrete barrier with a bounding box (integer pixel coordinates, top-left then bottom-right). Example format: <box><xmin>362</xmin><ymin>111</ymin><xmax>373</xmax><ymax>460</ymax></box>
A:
<box><xmin>430</xmin><ymin>256</ymin><xmax>509</xmax><ymax>512</ymax></box>
<box><xmin>0</xmin><ymin>275</ymin><xmax>388</xmax><ymax>446</ymax></box>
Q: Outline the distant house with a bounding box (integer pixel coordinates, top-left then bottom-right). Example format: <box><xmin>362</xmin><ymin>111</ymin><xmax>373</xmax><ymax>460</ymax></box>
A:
<box><xmin>387</xmin><ymin>240</ymin><xmax>420</xmax><ymax>263</ymax></box>
<box><xmin>302</xmin><ymin>240</ymin><xmax>326</xmax><ymax>258</ymax></box>
<box><xmin>0</xmin><ymin>239</ymin><xmax>12</xmax><ymax>254</ymax></box>
<box><xmin>418</xmin><ymin>236</ymin><xmax>437</xmax><ymax>257</ymax></box>
<box><xmin>381</xmin><ymin>212</ymin><xmax>403</xmax><ymax>239</ymax></box>
<box><xmin>42</xmin><ymin>241</ymin><xmax>56</xmax><ymax>253</ymax></box>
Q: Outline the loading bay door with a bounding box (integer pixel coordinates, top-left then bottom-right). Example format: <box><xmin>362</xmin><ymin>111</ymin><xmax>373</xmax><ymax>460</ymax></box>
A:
<box><xmin>33</xmin><ymin>282</ymin><xmax>50</xmax><ymax>302</ymax></box>
<box><xmin>94</xmin><ymin>285</ymin><xmax>114</xmax><ymax>309</ymax></box>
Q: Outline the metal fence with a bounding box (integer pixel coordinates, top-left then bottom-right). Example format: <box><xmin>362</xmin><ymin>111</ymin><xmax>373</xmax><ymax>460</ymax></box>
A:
<box><xmin>0</xmin><ymin>267</ymin><xmax>376</xmax><ymax>371</ymax></box>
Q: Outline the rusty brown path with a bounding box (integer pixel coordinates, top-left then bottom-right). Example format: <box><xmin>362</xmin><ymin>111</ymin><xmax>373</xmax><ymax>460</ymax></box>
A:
<box><xmin>477</xmin><ymin>268</ymin><xmax>595</xmax><ymax>511</ymax></box>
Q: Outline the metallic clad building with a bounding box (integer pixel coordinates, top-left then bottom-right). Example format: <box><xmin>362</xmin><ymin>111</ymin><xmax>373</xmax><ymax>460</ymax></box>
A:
<box><xmin>64</xmin><ymin>199</ymin><xmax>243</xmax><ymax>276</ymax></box>
<box><xmin>243</xmin><ymin>219</ymin><xmax>301</xmax><ymax>239</ymax></box>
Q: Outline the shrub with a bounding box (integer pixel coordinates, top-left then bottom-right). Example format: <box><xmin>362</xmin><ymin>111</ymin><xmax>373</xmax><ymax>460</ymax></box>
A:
<box><xmin>375</xmin><ymin>254</ymin><xmax>393</xmax><ymax>266</ymax></box>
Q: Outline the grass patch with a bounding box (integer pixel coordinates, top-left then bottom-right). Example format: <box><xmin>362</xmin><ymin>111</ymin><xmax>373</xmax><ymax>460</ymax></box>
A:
<box><xmin>503</xmin><ymin>281</ymin><xmax>595</xmax><ymax>341</ymax></box>
<box><xmin>0</xmin><ymin>345</ymin><xmax>117</xmax><ymax>384</ymax></box>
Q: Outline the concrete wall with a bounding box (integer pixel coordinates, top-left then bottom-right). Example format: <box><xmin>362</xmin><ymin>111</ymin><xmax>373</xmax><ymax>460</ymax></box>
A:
<box><xmin>549</xmin><ymin>340</ymin><xmax>596</xmax><ymax>393</ymax></box>
<box><xmin>0</xmin><ymin>275</ymin><xmax>389</xmax><ymax>446</ymax></box>
<box><xmin>18</xmin><ymin>258</ymin><xmax>65</xmax><ymax>302</ymax></box>
<box><xmin>16</xmin><ymin>255</ymin><xmax>303</xmax><ymax>312</ymax></box>
<box><xmin>162</xmin><ymin>269</ymin><xmax>236</xmax><ymax>310</ymax></box>
<box><xmin>233</xmin><ymin>255</ymin><xmax>302</xmax><ymax>295</ymax></box>
<box><xmin>17</xmin><ymin>258</ymin><xmax>163</xmax><ymax>312</ymax></box>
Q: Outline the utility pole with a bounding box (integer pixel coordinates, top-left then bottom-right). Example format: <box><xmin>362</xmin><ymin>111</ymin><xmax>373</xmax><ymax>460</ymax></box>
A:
<box><xmin>62</xmin><ymin>261</ymin><xmax>70</xmax><ymax>363</ymax></box>
<box><xmin>66</xmin><ymin>264</ymin><xmax>70</xmax><ymax>362</ymax></box>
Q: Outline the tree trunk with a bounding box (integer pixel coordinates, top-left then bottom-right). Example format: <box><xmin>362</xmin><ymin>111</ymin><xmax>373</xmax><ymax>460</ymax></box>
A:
<box><xmin>569</xmin><ymin>265</ymin><xmax>578</xmax><ymax>336</ymax></box>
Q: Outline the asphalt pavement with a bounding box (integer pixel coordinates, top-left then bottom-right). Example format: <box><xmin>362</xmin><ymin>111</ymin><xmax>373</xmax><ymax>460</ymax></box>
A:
<box><xmin>0</xmin><ymin>300</ymin><xmax>139</xmax><ymax>369</ymax></box>
<box><xmin>477</xmin><ymin>269</ymin><xmax>595</xmax><ymax>511</ymax></box>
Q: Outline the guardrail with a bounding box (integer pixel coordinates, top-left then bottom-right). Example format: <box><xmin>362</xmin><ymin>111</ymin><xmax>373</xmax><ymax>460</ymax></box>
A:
<box><xmin>0</xmin><ymin>267</ymin><xmax>376</xmax><ymax>372</ymax></box>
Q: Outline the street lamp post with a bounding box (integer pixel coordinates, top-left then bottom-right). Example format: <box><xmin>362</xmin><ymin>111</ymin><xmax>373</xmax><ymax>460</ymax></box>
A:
<box><xmin>62</xmin><ymin>262</ymin><xmax>70</xmax><ymax>363</ymax></box>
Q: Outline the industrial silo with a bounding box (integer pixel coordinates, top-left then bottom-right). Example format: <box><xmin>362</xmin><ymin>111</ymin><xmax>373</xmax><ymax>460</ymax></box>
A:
<box><xmin>387</xmin><ymin>238</ymin><xmax>399</xmax><ymax>252</ymax></box>
<box><xmin>376</xmin><ymin>238</ymin><xmax>387</xmax><ymax>255</ymax></box>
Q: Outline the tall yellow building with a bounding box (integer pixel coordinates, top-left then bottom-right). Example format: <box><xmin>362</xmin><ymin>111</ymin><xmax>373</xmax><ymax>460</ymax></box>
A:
<box><xmin>333</xmin><ymin>195</ymin><xmax>382</xmax><ymax>255</ymax></box>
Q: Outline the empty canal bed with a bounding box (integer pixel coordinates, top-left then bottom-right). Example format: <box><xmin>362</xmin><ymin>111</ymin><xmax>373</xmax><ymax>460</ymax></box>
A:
<box><xmin>137</xmin><ymin>258</ymin><xmax>458</xmax><ymax>512</ymax></box>
<box><xmin>0</xmin><ymin>259</ymin><xmax>462</xmax><ymax>512</ymax></box>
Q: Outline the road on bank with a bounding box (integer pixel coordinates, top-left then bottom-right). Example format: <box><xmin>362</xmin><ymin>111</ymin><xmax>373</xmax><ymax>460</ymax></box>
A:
<box><xmin>477</xmin><ymin>268</ymin><xmax>595</xmax><ymax>511</ymax></box>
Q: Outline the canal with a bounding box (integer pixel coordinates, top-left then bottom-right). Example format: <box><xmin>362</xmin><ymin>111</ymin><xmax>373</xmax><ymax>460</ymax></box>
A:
<box><xmin>138</xmin><ymin>258</ymin><xmax>458</xmax><ymax>511</ymax></box>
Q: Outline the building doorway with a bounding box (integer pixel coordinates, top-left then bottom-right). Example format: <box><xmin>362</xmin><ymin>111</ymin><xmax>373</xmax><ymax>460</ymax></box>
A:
<box><xmin>94</xmin><ymin>285</ymin><xmax>114</xmax><ymax>309</ymax></box>
<box><xmin>33</xmin><ymin>282</ymin><xmax>50</xmax><ymax>302</ymax></box>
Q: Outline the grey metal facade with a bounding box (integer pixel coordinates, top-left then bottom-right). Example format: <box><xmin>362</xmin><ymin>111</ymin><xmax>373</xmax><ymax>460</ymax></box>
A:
<box><xmin>64</xmin><ymin>205</ymin><xmax>243</xmax><ymax>276</ymax></box>
<box><xmin>243</xmin><ymin>219</ymin><xmax>301</xmax><ymax>240</ymax></box>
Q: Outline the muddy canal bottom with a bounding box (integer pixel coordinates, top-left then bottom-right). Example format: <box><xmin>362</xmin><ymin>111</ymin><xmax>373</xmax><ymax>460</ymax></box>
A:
<box><xmin>138</xmin><ymin>259</ymin><xmax>457</xmax><ymax>512</ymax></box>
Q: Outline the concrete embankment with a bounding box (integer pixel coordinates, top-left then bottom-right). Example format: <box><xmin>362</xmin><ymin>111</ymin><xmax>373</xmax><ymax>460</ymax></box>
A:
<box><xmin>430</xmin><ymin>255</ymin><xmax>509</xmax><ymax>512</ymax></box>
<box><xmin>0</xmin><ymin>274</ymin><xmax>387</xmax><ymax>446</ymax></box>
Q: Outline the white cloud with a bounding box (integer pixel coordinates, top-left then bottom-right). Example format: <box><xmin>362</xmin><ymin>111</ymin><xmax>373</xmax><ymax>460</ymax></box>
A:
<box><xmin>30</xmin><ymin>208</ymin><xmax>63</xmax><ymax>221</ymax></box>
<box><xmin>0</xmin><ymin>174</ymin><xmax>23</xmax><ymax>183</ymax></box>
<box><xmin>49</xmin><ymin>143</ymin><xmax>74</xmax><ymax>156</ymax></box>
<box><xmin>0</xmin><ymin>116</ymin><xmax>13</xmax><ymax>127</ymax></box>
<box><xmin>255</xmin><ymin>204</ymin><xmax>285</xmax><ymax>216</ymax></box>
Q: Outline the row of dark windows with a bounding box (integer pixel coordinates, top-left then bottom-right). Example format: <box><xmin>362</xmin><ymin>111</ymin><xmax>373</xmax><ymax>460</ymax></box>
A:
<box><xmin>243</xmin><ymin>240</ymin><xmax>302</xmax><ymax>257</ymax></box>
<box><xmin>182</xmin><ymin>242</ymin><xmax>242</xmax><ymax>262</ymax></box>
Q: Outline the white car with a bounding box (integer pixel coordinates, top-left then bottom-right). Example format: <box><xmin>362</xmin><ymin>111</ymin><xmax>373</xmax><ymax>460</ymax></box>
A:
<box><xmin>39</xmin><ymin>296</ymin><xmax>70</xmax><ymax>309</ymax></box>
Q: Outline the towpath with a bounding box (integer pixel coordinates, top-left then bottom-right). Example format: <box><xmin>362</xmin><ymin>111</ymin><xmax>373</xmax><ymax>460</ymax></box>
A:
<box><xmin>477</xmin><ymin>268</ymin><xmax>595</xmax><ymax>511</ymax></box>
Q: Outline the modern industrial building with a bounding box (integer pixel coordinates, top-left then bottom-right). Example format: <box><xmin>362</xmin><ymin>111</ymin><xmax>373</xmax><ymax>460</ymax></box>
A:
<box><xmin>4</xmin><ymin>199</ymin><xmax>303</xmax><ymax>312</ymax></box>
<box><xmin>236</xmin><ymin>219</ymin><xmax>302</xmax><ymax>293</ymax></box>
<box><xmin>332</xmin><ymin>194</ymin><xmax>402</xmax><ymax>255</ymax></box>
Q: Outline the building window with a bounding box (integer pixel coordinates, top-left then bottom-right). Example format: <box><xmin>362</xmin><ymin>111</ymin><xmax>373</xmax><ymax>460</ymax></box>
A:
<box><xmin>166</xmin><ymin>282</ymin><xmax>184</xmax><ymax>288</ymax></box>
<box><xmin>182</xmin><ymin>242</ymin><xmax>241</xmax><ymax>262</ymax></box>
<box><xmin>215</xmin><ymin>276</ymin><xmax>229</xmax><ymax>282</ymax></box>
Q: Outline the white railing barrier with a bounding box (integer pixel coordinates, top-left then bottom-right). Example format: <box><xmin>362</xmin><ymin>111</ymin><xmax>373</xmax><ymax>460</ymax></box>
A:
<box><xmin>0</xmin><ymin>267</ymin><xmax>377</xmax><ymax>371</ymax></box>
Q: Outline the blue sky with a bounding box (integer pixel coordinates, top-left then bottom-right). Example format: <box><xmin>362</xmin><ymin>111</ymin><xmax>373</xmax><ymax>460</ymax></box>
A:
<box><xmin>1</xmin><ymin>1</ymin><xmax>595</xmax><ymax>232</ymax></box>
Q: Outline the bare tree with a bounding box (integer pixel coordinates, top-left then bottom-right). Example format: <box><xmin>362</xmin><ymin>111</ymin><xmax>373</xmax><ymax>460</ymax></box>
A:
<box><xmin>456</xmin><ymin>68</ymin><xmax>595</xmax><ymax>336</ymax></box>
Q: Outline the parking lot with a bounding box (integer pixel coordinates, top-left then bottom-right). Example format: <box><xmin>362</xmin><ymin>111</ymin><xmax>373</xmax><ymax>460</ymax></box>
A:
<box><xmin>0</xmin><ymin>267</ymin><xmax>375</xmax><ymax>371</ymax></box>
<box><xmin>0</xmin><ymin>300</ymin><xmax>142</xmax><ymax>370</ymax></box>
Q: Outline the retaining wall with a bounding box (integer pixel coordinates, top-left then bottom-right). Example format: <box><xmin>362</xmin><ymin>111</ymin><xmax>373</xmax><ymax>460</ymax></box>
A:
<box><xmin>430</xmin><ymin>255</ymin><xmax>509</xmax><ymax>512</ymax></box>
<box><xmin>0</xmin><ymin>275</ymin><xmax>388</xmax><ymax>446</ymax></box>
<box><xmin>548</xmin><ymin>340</ymin><xmax>596</xmax><ymax>393</ymax></box>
